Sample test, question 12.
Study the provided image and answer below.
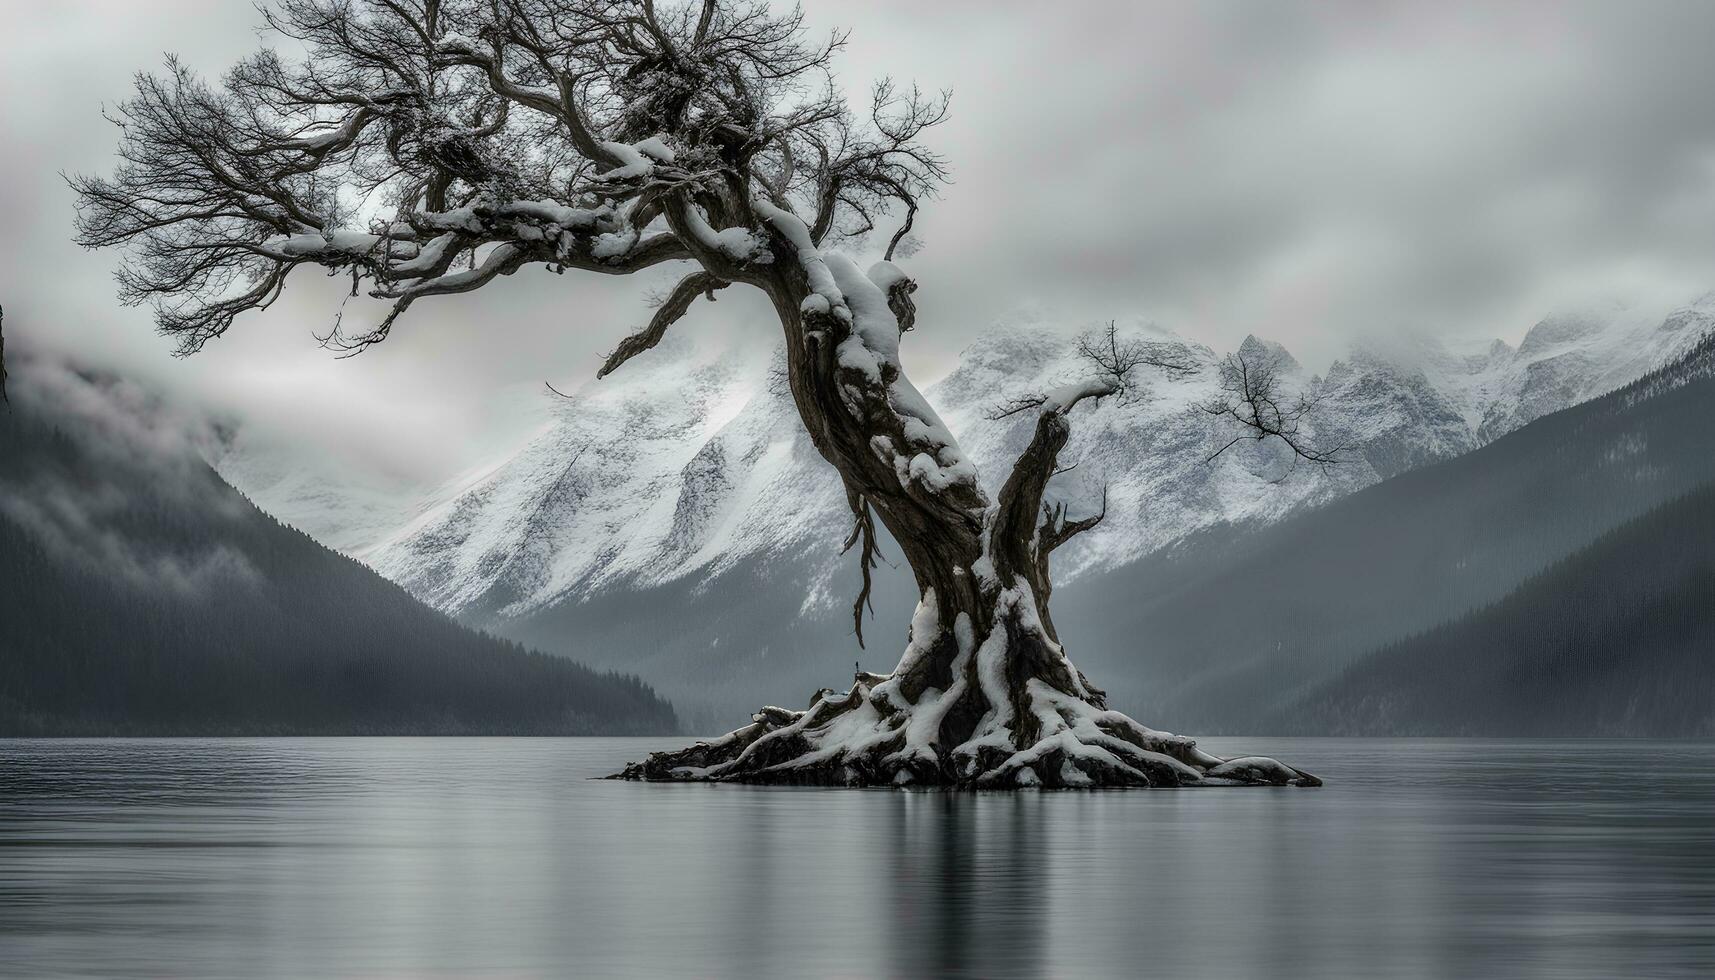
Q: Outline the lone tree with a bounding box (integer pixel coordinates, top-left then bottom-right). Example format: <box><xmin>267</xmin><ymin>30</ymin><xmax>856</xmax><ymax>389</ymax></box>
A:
<box><xmin>76</xmin><ymin>0</ymin><xmax>1322</xmax><ymax>788</ymax></box>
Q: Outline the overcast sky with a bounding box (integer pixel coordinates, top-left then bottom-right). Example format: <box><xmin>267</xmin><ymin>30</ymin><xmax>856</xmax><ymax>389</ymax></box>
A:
<box><xmin>7</xmin><ymin>0</ymin><xmax>1715</xmax><ymax>481</ymax></box>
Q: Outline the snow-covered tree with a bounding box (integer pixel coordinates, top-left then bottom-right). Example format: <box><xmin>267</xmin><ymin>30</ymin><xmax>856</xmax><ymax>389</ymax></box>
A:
<box><xmin>74</xmin><ymin>0</ymin><xmax>1321</xmax><ymax>787</ymax></box>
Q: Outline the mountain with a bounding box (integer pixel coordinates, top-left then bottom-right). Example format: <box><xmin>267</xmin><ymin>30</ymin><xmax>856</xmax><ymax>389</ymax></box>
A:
<box><xmin>215</xmin><ymin>296</ymin><xmax>1715</xmax><ymax>727</ymax></box>
<box><xmin>1275</xmin><ymin>484</ymin><xmax>1715</xmax><ymax>736</ymax></box>
<box><xmin>1049</xmin><ymin>327</ymin><xmax>1715</xmax><ymax>733</ymax></box>
<box><xmin>0</xmin><ymin>362</ymin><xmax>678</xmax><ymax>736</ymax></box>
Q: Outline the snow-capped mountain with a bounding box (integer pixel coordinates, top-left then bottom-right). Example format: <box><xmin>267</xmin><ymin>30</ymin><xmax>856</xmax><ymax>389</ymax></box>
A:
<box><xmin>212</xmin><ymin>294</ymin><xmax>1714</xmax><ymax>724</ymax></box>
<box><xmin>368</xmin><ymin>345</ymin><xmax>844</xmax><ymax>619</ymax></box>
<box><xmin>252</xmin><ymin>297</ymin><xmax>1701</xmax><ymax>609</ymax></box>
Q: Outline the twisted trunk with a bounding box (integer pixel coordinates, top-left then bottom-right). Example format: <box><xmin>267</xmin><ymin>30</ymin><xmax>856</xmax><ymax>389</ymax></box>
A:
<box><xmin>617</xmin><ymin>220</ymin><xmax>1319</xmax><ymax>788</ymax></box>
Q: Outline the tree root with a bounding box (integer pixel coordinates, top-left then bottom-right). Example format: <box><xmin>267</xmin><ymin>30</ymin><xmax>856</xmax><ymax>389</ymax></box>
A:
<box><xmin>613</xmin><ymin>674</ymin><xmax>1320</xmax><ymax>788</ymax></box>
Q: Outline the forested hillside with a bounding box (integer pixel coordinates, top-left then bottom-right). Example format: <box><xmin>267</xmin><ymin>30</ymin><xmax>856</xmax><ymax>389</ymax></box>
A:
<box><xmin>1052</xmin><ymin>331</ymin><xmax>1715</xmax><ymax>732</ymax></box>
<box><xmin>1278</xmin><ymin>486</ymin><xmax>1715</xmax><ymax>735</ymax></box>
<box><xmin>0</xmin><ymin>371</ymin><xmax>677</xmax><ymax>736</ymax></box>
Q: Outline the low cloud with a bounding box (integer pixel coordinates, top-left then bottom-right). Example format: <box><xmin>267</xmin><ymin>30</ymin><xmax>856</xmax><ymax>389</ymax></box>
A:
<box><xmin>0</xmin><ymin>350</ymin><xmax>262</xmax><ymax>595</ymax></box>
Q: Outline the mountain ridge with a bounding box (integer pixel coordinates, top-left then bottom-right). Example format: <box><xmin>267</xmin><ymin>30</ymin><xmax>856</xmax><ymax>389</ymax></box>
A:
<box><xmin>222</xmin><ymin>294</ymin><xmax>1715</xmax><ymax>609</ymax></box>
<box><xmin>213</xmin><ymin>296</ymin><xmax>1715</xmax><ymax>726</ymax></box>
<box><xmin>1050</xmin><ymin>326</ymin><xmax>1715</xmax><ymax>733</ymax></box>
<box><xmin>1272</xmin><ymin>483</ymin><xmax>1715</xmax><ymax>736</ymax></box>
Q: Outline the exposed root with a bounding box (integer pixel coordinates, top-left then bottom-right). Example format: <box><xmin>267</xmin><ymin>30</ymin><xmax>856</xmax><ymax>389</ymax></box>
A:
<box><xmin>615</xmin><ymin>588</ymin><xmax>1320</xmax><ymax>789</ymax></box>
<box><xmin>613</xmin><ymin>676</ymin><xmax>1319</xmax><ymax>789</ymax></box>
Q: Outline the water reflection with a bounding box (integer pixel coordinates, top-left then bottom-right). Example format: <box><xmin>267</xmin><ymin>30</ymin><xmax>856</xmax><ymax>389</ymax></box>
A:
<box><xmin>884</xmin><ymin>793</ymin><xmax>1046</xmax><ymax>978</ymax></box>
<box><xmin>1</xmin><ymin>738</ymin><xmax>1712</xmax><ymax>978</ymax></box>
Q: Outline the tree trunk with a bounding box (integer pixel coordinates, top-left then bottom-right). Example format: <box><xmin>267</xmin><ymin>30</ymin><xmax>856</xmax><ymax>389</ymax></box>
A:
<box><xmin>616</xmin><ymin>234</ymin><xmax>1319</xmax><ymax>788</ymax></box>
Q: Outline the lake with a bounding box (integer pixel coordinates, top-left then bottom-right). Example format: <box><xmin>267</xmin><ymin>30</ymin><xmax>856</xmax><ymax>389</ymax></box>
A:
<box><xmin>1</xmin><ymin>737</ymin><xmax>1711</xmax><ymax>978</ymax></box>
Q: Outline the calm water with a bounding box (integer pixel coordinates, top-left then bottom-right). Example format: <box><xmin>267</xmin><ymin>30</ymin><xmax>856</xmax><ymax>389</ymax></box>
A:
<box><xmin>1</xmin><ymin>738</ymin><xmax>1711</xmax><ymax>979</ymax></box>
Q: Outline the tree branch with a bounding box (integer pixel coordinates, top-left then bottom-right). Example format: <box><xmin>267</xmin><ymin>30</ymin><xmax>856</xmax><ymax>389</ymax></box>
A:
<box><xmin>989</xmin><ymin>321</ymin><xmax>1195</xmax><ymax>585</ymax></box>
<box><xmin>841</xmin><ymin>485</ymin><xmax>882</xmax><ymax>648</ymax></box>
<box><xmin>990</xmin><ymin>407</ymin><xmax>1072</xmax><ymax>584</ymax></box>
<box><xmin>76</xmin><ymin>1</ymin><xmax>955</xmax><ymax>363</ymax></box>
<box><xmin>597</xmin><ymin>270</ymin><xmax>728</xmax><ymax>378</ymax></box>
<box><xmin>1200</xmin><ymin>342</ymin><xmax>1348</xmax><ymax>468</ymax></box>
<box><xmin>988</xmin><ymin>321</ymin><xmax>1194</xmax><ymax>420</ymax></box>
<box><xmin>1040</xmin><ymin>486</ymin><xmax>1107</xmax><ymax>554</ymax></box>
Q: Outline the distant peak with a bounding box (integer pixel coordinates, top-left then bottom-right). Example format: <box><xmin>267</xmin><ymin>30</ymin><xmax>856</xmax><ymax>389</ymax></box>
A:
<box><xmin>1517</xmin><ymin>310</ymin><xmax>1609</xmax><ymax>358</ymax></box>
<box><xmin>1238</xmin><ymin>334</ymin><xmax>1300</xmax><ymax>371</ymax></box>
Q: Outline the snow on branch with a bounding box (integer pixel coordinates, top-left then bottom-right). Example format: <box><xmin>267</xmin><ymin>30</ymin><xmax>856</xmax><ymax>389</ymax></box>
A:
<box><xmin>73</xmin><ymin>0</ymin><xmax>945</xmax><ymax>362</ymax></box>
<box><xmin>988</xmin><ymin>321</ymin><xmax>1194</xmax><ymax>420</ymax></box>
<box><xmin>868</xmin><ymin>260</ymin><xmax>916</xmax><ymax>335</ymax></box>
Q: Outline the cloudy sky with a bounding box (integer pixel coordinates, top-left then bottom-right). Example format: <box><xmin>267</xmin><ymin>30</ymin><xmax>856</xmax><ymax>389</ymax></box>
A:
<box><xmin>7</xmin><ymin>0</ymin><xmax>1715</xmax><ymax>482</ymax></box>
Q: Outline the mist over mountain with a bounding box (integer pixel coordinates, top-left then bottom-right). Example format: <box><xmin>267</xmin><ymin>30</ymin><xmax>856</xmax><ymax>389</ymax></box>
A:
<box><xmin>0</xmin><ymin>359</ymin><xmax>677</xmax><ymax>736</ymax></box>
<box><xmin>215</xmin><ymin>297</ymin><xmax>1715</xmax><ymax>729</ymax></box>
<box><xmin>229</xmin><ymin>296</ymin><xmax>1711</xmax><ymax>604</ymax></box>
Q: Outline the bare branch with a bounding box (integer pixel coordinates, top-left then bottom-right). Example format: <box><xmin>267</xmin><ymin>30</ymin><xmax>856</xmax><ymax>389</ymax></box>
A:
<box><xmin>841</xmin><ymin>485</ymin><xmax>882</xmax><ymax>648</ymax></box>
<box><xmin>985</xmin><ymin>392</ymin><xmax>1049</xmax><ymax>420</ymax></box>
<box><xmin>1199</xmin><ymin>341</ymin><xmax>1348</xmax><ymax>468</ymax></box>
<box><xmin>988</xmin><ymin>321</ymin><xmax>1198</xmax><ymax>599</ymax></box>
<box><xmin>1039</xmin><ymin>485</ymin><xmax>1107</xmax><ymax>554</ymax></box>
<box><xmin>1073</xmin><ymin>319</ymin><xmax>1195</xmax><ymax>394</ymax></box>
<box><xmin>884</xmin><ymin>195</ymin><xmax>917</xmax><ymax>263</ymax></box>
<box><xmin>596</xmin><ymin>270</ymin><xmax>728</xmax><ymax>378</ymax></box>
<box><xmin>987</xmin><ymin>321</ymin><xmax>1195</xmax><ymax>420</ymax></box>
<box><xmin>810</xmin><ymin>79</ymin><xmax>951</xmax><ymax>247</ymax></box>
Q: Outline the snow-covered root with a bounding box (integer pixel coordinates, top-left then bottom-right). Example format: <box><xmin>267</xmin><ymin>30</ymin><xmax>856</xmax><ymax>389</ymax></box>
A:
<box><xmin>611</xmin><ymin>675</ymin><xmax>1319</xmax><ymax>789</ymax></box>
<box><xmin>615</xmin><ymin>587</ymin><xmax>1318</xmax><ymax>788</ymax></box>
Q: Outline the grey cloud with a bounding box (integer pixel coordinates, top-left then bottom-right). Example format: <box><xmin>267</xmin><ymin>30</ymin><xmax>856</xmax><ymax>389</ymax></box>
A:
<box><xmin>6</xmin><ymin>1</ymin><xmax>1715</xmax><ymax>484</ymax></box>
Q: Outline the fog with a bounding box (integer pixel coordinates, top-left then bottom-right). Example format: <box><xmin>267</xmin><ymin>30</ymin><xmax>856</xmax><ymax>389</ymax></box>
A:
<box><xmin>0</xmin><ymin>353</ymin><xmax>262</xmax><ymax>594</ymax></box>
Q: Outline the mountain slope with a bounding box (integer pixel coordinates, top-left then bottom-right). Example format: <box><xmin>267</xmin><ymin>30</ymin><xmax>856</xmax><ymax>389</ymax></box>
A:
<box><xmin>229</xmin><ymin>297</ymin><xmax>1714</xmax><ymax>608</ymax></box>
<box><xmin>1274</xmin><ymin>485</ymin><xmax>1715</xmax><ymax>736</ymax></box>
<box><xmin>0</xmin><ymin>365</ymin><xmax>677</xmax><ymax>736</ymax></box>
<box><xmin>217</xmin><ymin>296</ymin><xmax>1715</xmax><ymax>726</ymax></box>
<box><xmin>1050</xmin><ymin>328</ymin><xmax>1715</xmax><ymax>732</ymax></box>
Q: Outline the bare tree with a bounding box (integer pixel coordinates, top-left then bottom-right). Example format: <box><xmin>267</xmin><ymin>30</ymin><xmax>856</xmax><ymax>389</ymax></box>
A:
<box><xmin>74</xmin><ymin>0</ymin><xmax>1319</xmax><ymax>788</ymax></box>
